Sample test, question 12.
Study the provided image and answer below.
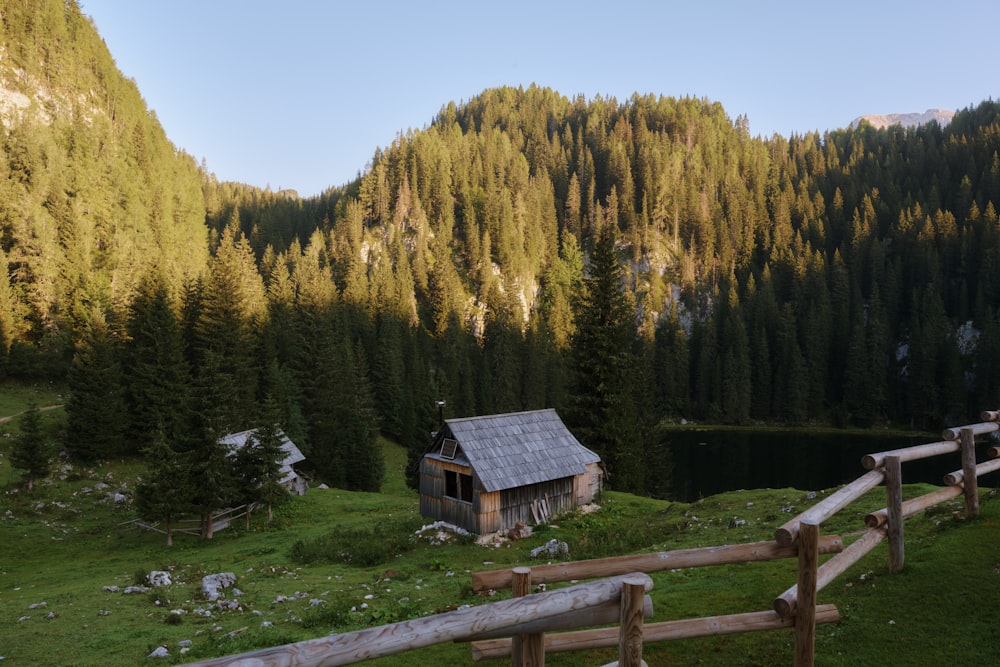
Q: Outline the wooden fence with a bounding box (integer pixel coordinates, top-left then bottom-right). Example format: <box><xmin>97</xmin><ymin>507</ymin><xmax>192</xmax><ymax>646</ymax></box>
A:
<box><xmin>182</xmin><ymin>411</ymin><xmax>1000</xmax><ymax>667</ymax></box>
<box><xmin>119</xmin><ymin>503</ymin><xmax>258</xmax><ymax>538</ymax></box>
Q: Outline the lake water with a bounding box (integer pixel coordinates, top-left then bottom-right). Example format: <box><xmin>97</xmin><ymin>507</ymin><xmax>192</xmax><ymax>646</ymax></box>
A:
<box><xmin>666</xmin><ymin>429</ymin><xmax>1000</xmax><ymax>502</ymax></box>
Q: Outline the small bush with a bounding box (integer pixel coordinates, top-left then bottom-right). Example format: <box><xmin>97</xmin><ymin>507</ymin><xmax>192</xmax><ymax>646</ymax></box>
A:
<box><xmin>302</xmin><ymin>594</ymin><xmax>419</xmax><ymax>631</ymax></box>
<box><xmin>300</xmin><ymin>601</ymin><xmax>355</xmax><ymax>630</ymax></box>
<box><xmin>290</xmin><ymin>516</ymin><xmax>424</xmax><ymax>567</ymax></box>
<box><xmin>566</xmin><ymin>503</ymin><xmax>659</xmax><ymax>559</ymax></box>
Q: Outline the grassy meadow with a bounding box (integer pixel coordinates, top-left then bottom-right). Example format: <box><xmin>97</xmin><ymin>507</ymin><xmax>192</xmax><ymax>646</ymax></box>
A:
<box><xmin>1</xmin><ymin>383</ymin><xmax>998</xmax><ymax>666</ymax></box>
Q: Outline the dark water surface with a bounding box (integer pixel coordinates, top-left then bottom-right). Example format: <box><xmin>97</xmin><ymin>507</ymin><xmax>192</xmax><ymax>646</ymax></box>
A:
<box><xmin>667</xmin><ymin>429</ymin><xmax>1000</xmax><ymax>502</ymax></box>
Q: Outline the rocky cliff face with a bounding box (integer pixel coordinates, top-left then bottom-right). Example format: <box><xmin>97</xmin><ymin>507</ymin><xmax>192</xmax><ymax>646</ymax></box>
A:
<box><xmin>850</xmin><ymin>108</ymin><xmax>955</xmax><ymax>130</ymax></box>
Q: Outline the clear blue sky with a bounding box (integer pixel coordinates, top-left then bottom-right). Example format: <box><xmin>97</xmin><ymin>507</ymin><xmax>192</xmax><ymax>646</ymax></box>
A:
<box><xmin>83</xmin><ymin>0</ymin><xmax>998</xmax><ymax>198</ymax></box>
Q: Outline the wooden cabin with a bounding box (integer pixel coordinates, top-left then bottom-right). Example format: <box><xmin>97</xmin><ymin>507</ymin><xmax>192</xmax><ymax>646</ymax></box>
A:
<box><xmin>220</xmin><ymin>429</ymin><xmax>308</xmax><ymax>495</ymax></box>
<box><xmin>419</xmin><ymin>409</ymin><xmax>603</xmax><ymax>534</ymax></box>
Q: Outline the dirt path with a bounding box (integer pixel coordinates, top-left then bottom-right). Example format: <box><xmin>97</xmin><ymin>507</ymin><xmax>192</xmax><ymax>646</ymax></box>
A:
<box><xmin>0</xmin><ymin>404</ymin><xmax>63</xmax><ymax>423</ymax></box>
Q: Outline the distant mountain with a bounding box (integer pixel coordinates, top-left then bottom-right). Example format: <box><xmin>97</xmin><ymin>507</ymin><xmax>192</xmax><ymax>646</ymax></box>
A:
<box><xmin>851</xmin><ymin>108</ymin><xmax>955</xmax><ymax>130</ymax></box>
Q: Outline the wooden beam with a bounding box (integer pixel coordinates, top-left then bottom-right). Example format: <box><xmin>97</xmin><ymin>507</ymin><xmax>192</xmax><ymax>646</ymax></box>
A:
<box><xmin>774</xmin><ymin>470</ymin><xmax>883</xmax><ymax>546</ymax></box>
<box><xmin>470</xmin><ymin>606</ymin><xmax>841</xmax><ymax>661</ymax></box>
<box><xmin>943</xmin><ymin>456</ymin><xmax>1000</xmax><ymax>486</ymax></box>
<box><xmin>461</xmin><ymin>597</ymin><xmax>653</xmax><ymax>641</ymax></box>
<box><xmin>794</xmin><ymin>521</ymin><xmax>819</xmax><ymax>667</ymax></box>
<box><xmin>864</xmin><ymin>484</ymin><xmax>963</xmax><ymax>528</ymax></box>
<box><xmin>510</xmin><ymin>567</ymin><xmax>540</xmax><ymax>667</ymax></box>
<box><xmin>885</xmin><ymin>456</ymin><xmax>904</xmax><ymax>574</ymax></box>
<box><xmin>618</xmin><ymin>576</ymin><xmax>646</xmax><ymax>667</ymax></box>
<box><xmin>472</xmin><ymin>536</ymin><xmax>843</xmax><ymax>592</ymax></box>
<box><xmin>942</xmin><ymin>421</ymin><xmax>1000</xmax><ymax>441</ymax></box>
<box><xmin>775</xmin><ymin>528</ymin><xmax>885</xmax><ymax>618</ymax></box>
<box><xmin>960</xmin><ymin>428</ymin><xmax>980</xmax><ymax>518</ymax></box>
<box><xmin>861</xmin><ymin>440</ymin><xmax>960</xmax><ymax>470</ymax></box>
<box><xmin>183</xmin><ymin>573</ymin><xmax>652</xmax><ymax>667</ymax></box>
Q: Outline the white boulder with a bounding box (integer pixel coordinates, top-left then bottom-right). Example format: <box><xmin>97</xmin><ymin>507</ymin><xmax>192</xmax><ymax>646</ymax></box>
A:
<box><xmin>202</xmin><ymin>573</ymin><xmax>236</xmax><ymax>601</ymax></box>
<box><xmin>147</xmin><ymin>571</ymin><xmax>172</xmax><ymax>587</ymax></box>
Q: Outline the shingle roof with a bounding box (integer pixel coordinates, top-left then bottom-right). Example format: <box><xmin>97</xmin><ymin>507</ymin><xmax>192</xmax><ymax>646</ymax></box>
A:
<box><xmin>220</xmin><ymin>429</ymin><xmax>306</xmax><ymax>486</ymax></box>
<box><xmin>433</xmin><ymin>409</ymin><xmax>600</xmax><ymax>492</ymax></box>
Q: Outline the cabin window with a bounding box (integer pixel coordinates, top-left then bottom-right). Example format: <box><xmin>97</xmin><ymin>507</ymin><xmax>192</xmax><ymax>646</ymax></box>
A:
<box><xmin>440</xmin><ymin>438</ymin><xmax>458</xmax><ymax>459</ymax></box>
<box><xmin>445</xmin><ymin>470</ymin><xmax>473</xmax><ymax>503</ymax></box>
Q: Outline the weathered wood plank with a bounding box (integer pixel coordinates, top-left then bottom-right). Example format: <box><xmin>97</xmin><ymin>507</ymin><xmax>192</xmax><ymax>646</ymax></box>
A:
<box><xmin>885</xmin><ymin>456</ymin><xmax>904</xmax><ymax>574</ymax></box>
<box><xmin>943</xmin><ymin>456</ymin><xmax>1000</xmax><ymax>486</ymax></box>
<box><xmin>182</xmin><ymin>573</ymin><xmax>652</xmax><ymax>667</ymax></box>
<box><xmin>460</xmin><ymin>597</ymin><xmax>653</xmax><ymax>642</ymax></box>
<box><xmin>794</xmin><ymin>521</ymin><xmax>819</xmax><ymax>667</ymax></box>
<box><xmin>618</xmin><ymin>576</ymin><xmax>646</xmax><ymax>667</ymax></box>
<box><xmin>864</xmin><ymin>484</ymin><xmax>962</xmax><ymax>528</ymax></box>
<box><xmin>960</xmin><ymin>428</ymin><xmax>980</xmax><ymax>518</ymax></box>
<box><xmin>471</xmin><ymin>536</ymin><xmax>843</xmax><ymax>592</ymax></box>
<box><xmin>774</xmin><ymin>469</ymin><xmax>884</xmax><ymax>546</ymax></box>
<box><xmin>470</xmin><ymin>606</ymin><xmax>841</xmax><ymax>660</ymax></box>
<box><xmin>861</xmin><ymin>440</ymin><xmax>960</xmax><ymax>470</ymax></box>
<box><xmin>775</xmin><ymin>528</ymin><xmax>885</xmax><ymax>618</ymax></box>
<box><xmin>941</xmin><ymin>421</ymin><xmax>1000</xmax><ymax>441</ymax></box>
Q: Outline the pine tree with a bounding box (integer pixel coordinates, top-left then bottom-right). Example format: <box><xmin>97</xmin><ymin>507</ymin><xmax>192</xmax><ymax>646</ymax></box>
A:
<box><xmin>435</xmin><ymin>314</ymin><xmax>478</xmax><ymax>418</ymax></box>
<box><xmin>843</xmin><ymin>315</ymin><xmax>873</xmax><ymax>426</ymax></box>
<box><xmin>692</xmin><ymin>314</ymin><xmax>720</xmax><ymax>420</ymax></box>
<box><xmin>370</xmin><ymin>313</ymin><xmax>405</xmax><ymax>439</ymax></box>
<box><xmin>338</xmin><ymin>342</ymin><xmax>383</xmax><ymax>492</ymax></box>
<box><xmin>905</xmin><ymin>286</ymin><xmax>946</xmax><ymax>428</ymax></box>
<box><xmin>636</xmin><ymin>311</ymin><xmax>671</xmax><ymax>496</ymax></box>
<box><xmin>232</xmin><ymin>404</ymin><xmax>287</xmax><ymax>527</ymax></box>
<box><xmin>134</xmin><ymin>427</ymin><xmax>192</xmax><ymax>547</ymax></box>
<box><xmin>567</xmin><ymin>224</ymin><xmax>644</xmax><ymax>493</ymax></box>
<box><xmin>184</xmin><ymin>418</ymin><xmax>236</xmax><ymax>540</ymax></box>
<box><xmin>124</xmin><ymin>277</ymin><xmax>192</xmax><ymax>448</ymax></box>
<box><xmin>661</xmin><ymin>312</ymin><xmax>692</xmax><ymax>417</ymax></box>
<box><xmin>190</xmin><ymin>221</ymin><xmax>267</xmax><ymax>433</ymax></box>
<box><xmin>291</xmin><ymin>302</ymin><xmax>344</xmax><ymax>486</ymax></box>
<box><xmin>718</xmin><ymin>276</ymin><xmax>751</xmax><ymax>424</ymax></box>
<box><xmin>403</xmin><ymin>328</ymin><xmax>436</xmax><ymax>491</ymax></box>
<box><xmin>10</xmin><ymin>403</ymin><xmax>50</xmax><ymax>492</ymax></box>
<box><xmin>0</xmin><ymin>247</ymin><xmax>16</xmax><ymax>374</ymax></box>
<box><xmin>481</xmin><ymin>283</ymin><xmax>524</xmax><ymax>413</ymax></box>
<box><xmin>64</xmin><ymin>314</ymin><xmax>127</xmax><ymax>461</ymax></box>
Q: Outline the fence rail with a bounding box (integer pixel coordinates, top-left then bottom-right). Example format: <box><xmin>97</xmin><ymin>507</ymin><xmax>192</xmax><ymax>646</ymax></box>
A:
<box><xmin>181</xmin><ymin>410</ymin><xmax>1000</xmax><ymax>667</ymax></box>
<box><xmin>119</xmin><ymin>504</ymin><xmax>258</xmax><ymax>537</ymax></box>
<box><xmin>183</xmin><ymin>574</ymin><xmax>653</xmax><ymax>667</ymax></box>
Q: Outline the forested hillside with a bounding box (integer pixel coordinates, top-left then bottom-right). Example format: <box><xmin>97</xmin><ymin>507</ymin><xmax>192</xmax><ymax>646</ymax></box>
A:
<box><xmin>0</xmin><ymin>0</ymin><xmax>208</xmax><ymax>369</ymax></box>
<box><xmin>4</xmin><ymin>1</ymin><xmax>1000</xmax><ymax>498</ymax></box>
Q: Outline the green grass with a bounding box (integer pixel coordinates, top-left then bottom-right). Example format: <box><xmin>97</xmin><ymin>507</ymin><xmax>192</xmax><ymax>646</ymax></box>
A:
<box><xmin>1</xmin><ymin>401</ymin><xmax>998</xmax><ymax>666</ymax></box>
<box><xmin>0</xmin><ymin>381</ymin><xmax>65</xmax><ymax>420</ymax></box>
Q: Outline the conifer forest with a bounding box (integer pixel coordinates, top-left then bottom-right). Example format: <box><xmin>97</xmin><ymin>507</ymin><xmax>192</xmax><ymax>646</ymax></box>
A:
<box><xmin>3</xmin><ymin>1</ymin><xmax>1000</xmax><ymax>499</ymax></box>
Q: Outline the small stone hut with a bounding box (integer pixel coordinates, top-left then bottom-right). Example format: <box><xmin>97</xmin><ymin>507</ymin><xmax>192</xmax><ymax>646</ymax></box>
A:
<box><xmin>419</xmin><ymin>409</ymin><xmax>603</xmax><ymax>534</ymax></box>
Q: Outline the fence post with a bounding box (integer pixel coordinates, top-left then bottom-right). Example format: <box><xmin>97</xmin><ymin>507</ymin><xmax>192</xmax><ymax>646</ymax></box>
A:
<box><xmin>511</xmin><ymin>567</ymin><xmax>544</xmax><ymax>666</ymax></box>
<box><xmin>618</xmin><ymin>576</ymin><xmax>646</xmax><ymax>667</ymax></box>
<box><xmin>885</xmin><ymin>455</ymin><xmax>904</xmax><ymax>573</ymax></box>
<box><xmin>794</xmin><ymin>519</ymin><xmax>819</xmax><ymax>667</ymax></box>
<box><xmin>960</xmin><ymin>428</ymin><xmax>980</xmax><ymax>518</ymax></box>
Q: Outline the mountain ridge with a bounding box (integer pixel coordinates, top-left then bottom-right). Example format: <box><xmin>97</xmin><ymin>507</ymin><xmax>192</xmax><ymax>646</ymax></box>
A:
<box><xmin>850</xmin><ymin>108</ymin><xmax>955</xmax><ymax>130</ymax></box>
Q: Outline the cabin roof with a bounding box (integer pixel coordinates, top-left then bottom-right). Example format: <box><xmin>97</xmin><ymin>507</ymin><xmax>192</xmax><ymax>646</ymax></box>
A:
<box><xmin>428</xmin><ymin>409</ymin><xmax>600</xmax><ymax>492</ymax></box>
<box><xmin>220</xmin><ymin>429</ymin><xmax>306</xmax><ymax>485</ymax></box>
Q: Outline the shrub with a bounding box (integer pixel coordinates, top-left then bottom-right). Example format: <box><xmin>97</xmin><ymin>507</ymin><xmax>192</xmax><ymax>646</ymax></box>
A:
<box><xmin>290</xmin><ymin>516</ymin><xmax>424</xmax><ymax>567</ymax></box>
<box><xmin>566</xmin><ymin>503</ymin><xmax>660</xmax><ymax>559</ymax></box>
